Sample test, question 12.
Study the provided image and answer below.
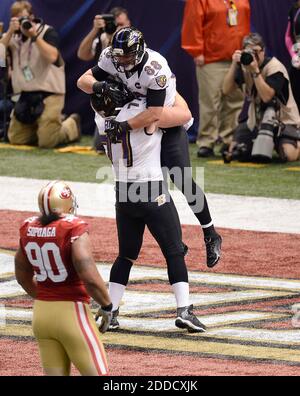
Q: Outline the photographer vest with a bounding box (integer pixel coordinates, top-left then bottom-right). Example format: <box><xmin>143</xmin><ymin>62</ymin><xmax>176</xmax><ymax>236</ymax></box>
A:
<box><xmin>9</xmin><ymin>24</ymin><xmax>65</xmax><ymax>94</ymax></box>
<box><xmin>244</xmin><ymin>57</ymin><xmax>300</xmax><ymax>130</ymax></box>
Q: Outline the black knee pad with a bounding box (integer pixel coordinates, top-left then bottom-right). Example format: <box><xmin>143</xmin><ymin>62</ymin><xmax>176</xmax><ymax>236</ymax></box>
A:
<box><xmin>166</xmin><ymin>253</ymin><xmax>188</xmax><ymax>285</ymax></box>
<box><xmin>109</xmin><ymin>256</ymin><xmax>133</xmax><ymax>286</ymax></box>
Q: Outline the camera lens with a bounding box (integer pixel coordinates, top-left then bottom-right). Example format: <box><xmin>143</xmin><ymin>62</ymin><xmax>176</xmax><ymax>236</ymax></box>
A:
<box><xmin>19</xmin><ymin>17</ymin><xmax>32</xmax><ymax>30</ymax></box>
<box><xmin>22</xmin><ymin>20</ymin><xmax>32</xmax><ymax>30</ymax></box>
<box><xmin>240</xmin><ymin>51</ymin><xmax>254</xmax><ymax>66</ymax></box>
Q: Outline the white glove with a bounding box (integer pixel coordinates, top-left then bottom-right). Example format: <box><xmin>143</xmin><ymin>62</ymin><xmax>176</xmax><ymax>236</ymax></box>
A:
<box><xmin>95</xmin><ymin>305</ymin><xmax>113</xmax><ymax>333</ymax></box>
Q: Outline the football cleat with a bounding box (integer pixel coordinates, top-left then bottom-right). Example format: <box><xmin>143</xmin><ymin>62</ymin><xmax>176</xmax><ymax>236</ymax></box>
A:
<box><xmin>175</xmin><ymin>304</ymin><xmax>206</xmax><ymax>333</ymax></box>
<box><xmin>38</xmin><ymin>181</ymin><xmax>77</xmax><ymax>216</ymax></box>
<box><xmin>108</xmin><ymin>308</ymin><xmax>120</xmax><ymax>330</ymax></box>
<box><xmin>205</xmin><ymin>233</ymin><xmax>222</xmax><ymax>268</ymax></box>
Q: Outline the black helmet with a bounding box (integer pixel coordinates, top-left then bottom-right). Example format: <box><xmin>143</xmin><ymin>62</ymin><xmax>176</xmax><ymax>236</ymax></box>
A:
<box><xmin>90</xmin><ymin>80</ymin><xmax>134</xmax><ymax>117</ymax></box>
<box><xmin>111</xmin><ymin>27</ymin><xmax>146</xmax><ymax>72</ymax></box>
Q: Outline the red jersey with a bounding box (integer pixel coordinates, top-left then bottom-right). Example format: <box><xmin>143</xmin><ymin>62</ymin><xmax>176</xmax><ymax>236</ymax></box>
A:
<box><xmin>19</xmin><ymin>215</ymin><xmax>90</xmax><ymax>303</ymax></box>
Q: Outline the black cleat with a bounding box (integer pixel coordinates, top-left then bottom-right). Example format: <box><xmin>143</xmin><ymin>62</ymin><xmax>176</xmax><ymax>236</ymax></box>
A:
<box><xmin>108</xmin><ymin>308</ymin><xmax>120</xmax><ymax>330</ymax></box>
<box><xmin>175</xmin><ymin>304</ymin><xmax>206</xmax><ymax>333</ymax></box>
<box><xmin>205</xmin><ymin>233</ymin><xmax>222</xmax><ymax>268</ymax></box>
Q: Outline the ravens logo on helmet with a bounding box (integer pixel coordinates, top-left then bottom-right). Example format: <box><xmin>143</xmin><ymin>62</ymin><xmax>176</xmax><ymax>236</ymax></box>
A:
<box><xmin>110</xmin><ymin>27</ymin><xmax>146</xmax><ymax>72</ymax></box>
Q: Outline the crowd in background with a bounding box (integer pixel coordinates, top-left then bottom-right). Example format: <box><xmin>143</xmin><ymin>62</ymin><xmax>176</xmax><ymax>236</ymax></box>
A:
<box><xmin>0</xmin><ymin>0</ymin><xmax>299</xmax><ymax>162</ymax></box>
<box><xmin>182</xmin><ymin>0</ymin><xmax>300</xmax><ymax>163</ymax></box>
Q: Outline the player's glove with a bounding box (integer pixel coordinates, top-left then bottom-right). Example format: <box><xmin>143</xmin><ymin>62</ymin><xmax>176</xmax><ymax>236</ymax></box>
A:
<box><xmin>95</xmin><ymin>303</ymin><xmax>113</xmax><ymax>334</ymax></box>
<box><xmin>104</xmin><ymin>119</ymin><xmax>131</xmax><ymax>144</ymax></box>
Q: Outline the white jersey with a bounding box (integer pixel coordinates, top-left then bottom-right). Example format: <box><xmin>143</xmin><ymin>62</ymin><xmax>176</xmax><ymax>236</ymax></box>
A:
<box><xmin>98</xmin><ymin>47</ymin><xmax>176</xmax><ymax>107</ymax></box>
<box><xmin>95</xmin><ymin>99</ymin><xmax>163</xmax><ymax>183</ymax></box>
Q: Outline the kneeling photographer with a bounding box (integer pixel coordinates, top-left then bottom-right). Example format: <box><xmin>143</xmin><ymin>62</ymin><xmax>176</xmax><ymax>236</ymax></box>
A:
<box><xmin>0</xmin><ymin>1</ymin><xmax>80</xmax><ymax>148</ymax></box>
<box><xmin>222</xmin><ymin>33</ymin><xmax>300</xmax><ymax>163</ymax></box>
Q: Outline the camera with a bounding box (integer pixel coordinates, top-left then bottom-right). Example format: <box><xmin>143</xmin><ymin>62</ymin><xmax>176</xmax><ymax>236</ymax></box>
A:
<box><xmin>240</xmin><ymin>48</ymin><xmax>255</xmax><ymax>66</ymax></box>
<box><xmin>101</xmin><ymin>14</ymin><xmax>116</xmax><ymax>35</ymax></box>
<box><xmin>19</xmin><ymin>17</ymin><xmax>33</xmax><ymax>31</ymax></box>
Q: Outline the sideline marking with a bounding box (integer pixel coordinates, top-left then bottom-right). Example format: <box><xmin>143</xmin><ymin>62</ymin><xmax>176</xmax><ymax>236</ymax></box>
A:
<box><xmin>0</xmin><ymin>143</ymin><xmax>35</xmax><ymax>151</ymax></box>
<box><xmin>208</xmin><ymin>160</ymin><xmax>266</xmax><ymax>168</ymax></box>
<box><xmin>286</xmin><ymin>167</ymin><xmax>300</xmax><ymax>172</ymax></box>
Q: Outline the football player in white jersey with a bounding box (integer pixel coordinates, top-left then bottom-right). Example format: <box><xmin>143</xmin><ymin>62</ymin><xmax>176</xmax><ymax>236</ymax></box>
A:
<box><xmin>87</xmin><ymin>80</ymin><xmax>206</xmax><ymax>333</ymax></box>
<box><xmin>77</xmin><ymin>27</ymin><xmax>222</xmax><ymax>268</ymax></box>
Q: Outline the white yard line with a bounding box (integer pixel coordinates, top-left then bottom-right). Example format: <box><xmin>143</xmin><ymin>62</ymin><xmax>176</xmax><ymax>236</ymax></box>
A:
<box><xmin>2</xmin><ymin>251</ymin><xmax>300</xmax><ymax>291</ymax></box>
<box><xmin>0</xmin><ymin>176</ymin><xmax>299</xmax><ymax>234</ymax></box>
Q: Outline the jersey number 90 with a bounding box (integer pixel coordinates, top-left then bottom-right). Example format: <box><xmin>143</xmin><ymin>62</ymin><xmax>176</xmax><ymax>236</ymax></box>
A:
<box><xmin>25</xmin><ymin>242</ymin><xmax>68</xmax><ymax>283</ymax></box>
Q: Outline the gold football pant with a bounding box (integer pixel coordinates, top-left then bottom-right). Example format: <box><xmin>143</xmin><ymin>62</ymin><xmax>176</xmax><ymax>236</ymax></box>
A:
<box><xmin>8</xmin><ymin>94</ymin><xmax>78</xmax><ymax>148</ymax></box>
<box><xmin>32</xmin><ymin>300</ymin><xmax>109</xmax><ymax>376</ymax></box>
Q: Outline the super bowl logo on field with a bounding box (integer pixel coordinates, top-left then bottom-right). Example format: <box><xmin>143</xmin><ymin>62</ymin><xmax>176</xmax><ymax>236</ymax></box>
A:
<box><xmin>60</xmin><ymin>187</ymin><xmax>71</xmax><ymax>199</ymax></box>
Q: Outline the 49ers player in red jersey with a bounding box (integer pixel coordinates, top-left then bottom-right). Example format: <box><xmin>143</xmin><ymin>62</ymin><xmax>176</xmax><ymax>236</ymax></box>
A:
<box><xmin>14</xmin><ymin>180</ymin><xmax>112</xmax><ymax>376</ymax></box>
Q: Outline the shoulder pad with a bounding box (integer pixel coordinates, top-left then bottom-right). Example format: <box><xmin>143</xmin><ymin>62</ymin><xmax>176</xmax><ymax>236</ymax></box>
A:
<box><xmin>23</xmin><ymin>216</ymin><xmax>39</xmax><ymax>224</ymax></box>
<box><xmin>61</xmin><ymin>215</ymin><xmax>87</xmax><ymax>227</ymax></box>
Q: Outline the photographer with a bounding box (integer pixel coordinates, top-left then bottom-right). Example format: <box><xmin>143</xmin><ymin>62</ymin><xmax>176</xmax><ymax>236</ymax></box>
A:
<box><xmin>0</xmin><ymin>1</ymin><xmax>80</xmax><ymax>148</ymax></box>
<box><xmin>77</xmin><ymin>7</ymin><xmax>130</xmax><ymax>154</ymax></box>
<box><xmin>285</xmin><ymin>0</ymin><xmax>300</xmax><ymax>112</ymax></box>
<box><xmin>222</xmin><ymin>33</ymin><xmax>300</xmax><ymax>163</ymax></box>
<box><xmin>77</xmin><ymin>7</ymin><xmax>131</xmax><ymax>62</ymax></box>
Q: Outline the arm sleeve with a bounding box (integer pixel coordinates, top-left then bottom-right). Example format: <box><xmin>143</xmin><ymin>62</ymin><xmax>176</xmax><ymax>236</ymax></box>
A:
<box><xmin>91</xmin><ymin>65</ymin><xmax>110</xmax><ymax>81</ymax></box>
<box><xmin>43</xmin><ymin>27</ymin><xmax>60</xmax><ymax>49</ymax></box>
<box><xmin>234</xmin><ymin>66</ymin><xmax>245</xmax><ymax>88</ymax></box>
<box><xmin>42</xmin><ymin>27</ymin><xmax>62</xmax><ymax>66</ymax></box>
<box><xmin>146</xmin><ymin>89</ymin><xmax>166</xmax><ymax>107</ymax></box>
<box><xmin>70</xmin><ymin>221</ymin><xmax>89</xmax><ymax>243</ymax></box>
<box><xmin>265</xmin><ymin>72</ymin><xmax>289</xmax><ymax>105</ymax></box>
<box><xmin>181</xmin><ymin>0</ymin><xmax>205</xmax><ymax>57</ymax></box>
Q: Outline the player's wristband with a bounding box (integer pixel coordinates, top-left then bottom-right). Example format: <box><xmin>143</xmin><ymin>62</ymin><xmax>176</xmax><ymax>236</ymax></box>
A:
<box><xmin>101</xmin><ymin>303</ymin><xmax>113</xmax><ymax>312</ymax></box>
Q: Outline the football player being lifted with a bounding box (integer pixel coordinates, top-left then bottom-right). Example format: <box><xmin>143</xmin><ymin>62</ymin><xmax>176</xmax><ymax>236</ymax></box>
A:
<box><xmin>15</xmin><ymin>181</ymin><xmax>112</xmax><ymax>376</ymax></box>
<box><xmin>80</xmin><ymin>75</ymin><xmax>206</xmax><ymax>333</ymax></box>
<box><xmin>77</xmin><ymin>27</ymin><xmax>222</xmax><ymax>268</ymax></box>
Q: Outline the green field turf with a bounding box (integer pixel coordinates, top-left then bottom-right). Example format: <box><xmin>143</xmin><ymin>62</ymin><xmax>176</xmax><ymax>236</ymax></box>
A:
<box><xmin>0</xmin><ymin>136</ymin><xmax>299</xmax><ymax>200</ymax></box>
